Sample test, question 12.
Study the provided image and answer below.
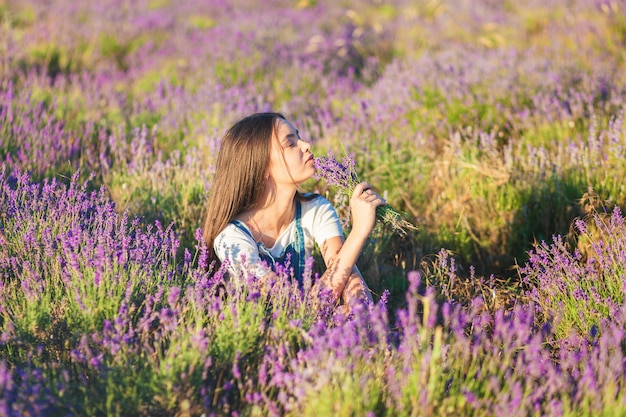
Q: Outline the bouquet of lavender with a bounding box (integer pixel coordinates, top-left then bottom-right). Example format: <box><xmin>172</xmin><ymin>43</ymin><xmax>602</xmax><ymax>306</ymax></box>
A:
<box><xmin>313</xmin><ymin>150</ymin><xmax>417</xmax><ymax>236</ymax></box>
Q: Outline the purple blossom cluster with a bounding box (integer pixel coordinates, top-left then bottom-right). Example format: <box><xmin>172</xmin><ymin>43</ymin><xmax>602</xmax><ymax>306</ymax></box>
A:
<box><xmin>522</xmin><ymin>205</ymin><xmax>626</xmax><ymax>340</ymax></box>
<box><xmin>314</xmin><ymin>150</ymin><xmax>418</xmax><ymax>236</ymax></box>
<box><xmin>313</xmin><ymin>150</ymin><xmax>359</xmax><ymax>191</ymax></box>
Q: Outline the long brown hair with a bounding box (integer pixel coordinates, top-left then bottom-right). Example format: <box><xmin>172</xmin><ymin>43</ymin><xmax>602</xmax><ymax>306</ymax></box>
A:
<box><xmin>203</xmin><ymin>112</ymin><xmax>287</xmax><ymax>263</ymax></box>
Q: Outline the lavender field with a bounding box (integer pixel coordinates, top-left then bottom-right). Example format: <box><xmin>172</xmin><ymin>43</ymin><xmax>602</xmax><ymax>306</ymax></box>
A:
<box><xmin>2</xmin><ymin>0</ymin><xmax>626</xmax><ymax>415</ymax></box>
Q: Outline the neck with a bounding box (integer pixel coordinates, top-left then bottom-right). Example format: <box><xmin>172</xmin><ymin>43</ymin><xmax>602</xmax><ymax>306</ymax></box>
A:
<box><xmin>244</xmin><ymin>185</ymin><xmax>298</xmax><ymax>242</ymax></box>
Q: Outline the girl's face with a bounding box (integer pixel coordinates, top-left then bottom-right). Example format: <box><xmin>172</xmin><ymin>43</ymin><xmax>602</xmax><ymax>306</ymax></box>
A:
<box><xmin>268</xmin><ymin>119</ymin><xmax>315</xmax><ymax>186</ymax></box>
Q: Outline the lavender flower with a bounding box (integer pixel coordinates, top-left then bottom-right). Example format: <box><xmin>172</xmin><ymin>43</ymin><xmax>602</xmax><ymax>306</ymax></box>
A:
<box><xmin>313</xmin><ymin>150</ymin><xmax>417</xmax><ymax>236</ymax></box>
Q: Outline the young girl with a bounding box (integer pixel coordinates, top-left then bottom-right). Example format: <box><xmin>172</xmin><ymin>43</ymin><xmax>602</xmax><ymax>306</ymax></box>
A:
<box><xmin>203</xmin><ymin>112</ymin><xmax>386</xmax><ymax>308</ymax></box>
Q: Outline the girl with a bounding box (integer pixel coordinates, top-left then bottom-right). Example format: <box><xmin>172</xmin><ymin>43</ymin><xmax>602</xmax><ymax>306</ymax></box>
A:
<box><xmin>203</xmin><ymin>112</ymin><xmax>386</xmax><ymax>308</ymax></box>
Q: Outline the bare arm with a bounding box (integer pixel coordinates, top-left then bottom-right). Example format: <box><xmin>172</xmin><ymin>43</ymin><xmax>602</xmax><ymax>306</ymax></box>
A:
<box><xmin>318</xmin><ymin>182</ymin><xmax>385</xmax><ymax>304</ymax></box>
<box><xmin>319</xmin><ymin>235</ymin><xmax>373</xmax><ymax>305</ymax></box>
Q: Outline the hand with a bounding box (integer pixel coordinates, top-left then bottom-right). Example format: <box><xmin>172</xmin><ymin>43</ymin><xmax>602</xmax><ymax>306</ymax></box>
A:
<box><xmin>349</xmin><ymin>182</ymin><xmax>386</xmax><ymax>239</ymax></box>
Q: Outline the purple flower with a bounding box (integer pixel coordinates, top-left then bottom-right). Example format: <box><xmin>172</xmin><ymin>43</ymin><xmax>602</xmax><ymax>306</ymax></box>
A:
<box><xmin>313</xmin><ymin>151</ymin><xmax>359</xmax><ymax>190</ymax></box>
<box><xmin>314</xmin><ymin>151</ymin><xmax>417</xmax><ymax>236</ymax></box>
<box><xmin>167</xmin><ymin>286</ymin><xmax>181</xmax><ymax>308</ymax></box>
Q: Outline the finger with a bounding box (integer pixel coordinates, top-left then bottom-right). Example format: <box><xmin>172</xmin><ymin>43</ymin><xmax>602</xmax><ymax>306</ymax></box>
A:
<box><xmin>362</xmin><ymin>192</ymin><xmax>377</xmax><ymax>201</ymax></box>
<box><xmin>352</xmin><ymin>182</ymin><xmax>368</xmax><ymax>197</ymax></box>
<box><xmin>365</xmin><ymin>192</ymin><xmax>386</xmax><ymax>204</ymax></box>
<box><xmin>362</xmin><ymin>194</ymin><xmax>380</xmax><ymax>205</ymax></box>
<box><xmin>362</xmin><ymin>188</ymin><xmax>382</xmax><ymax>200</ymax></box>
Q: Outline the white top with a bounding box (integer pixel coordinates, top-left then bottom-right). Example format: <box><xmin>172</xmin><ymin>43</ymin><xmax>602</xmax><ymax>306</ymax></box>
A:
<box><xmin>214</xmin><ymin>195</ymin><xmax>343</xmax><ymax>278</ymax></box>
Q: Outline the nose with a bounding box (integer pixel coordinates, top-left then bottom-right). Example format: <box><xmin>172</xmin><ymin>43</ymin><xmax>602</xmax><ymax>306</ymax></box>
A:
<box><xmin>298</xmin><ymin>139</ymin><xmax>311</xmax><ymax>153</ymax></box>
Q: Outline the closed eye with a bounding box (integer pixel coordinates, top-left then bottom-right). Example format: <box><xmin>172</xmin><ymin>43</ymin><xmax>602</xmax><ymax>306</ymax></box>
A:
<box><xmin>283</xmin><ymin>135</ymin><xmax>298</xmax><ymax>147</ymax></box>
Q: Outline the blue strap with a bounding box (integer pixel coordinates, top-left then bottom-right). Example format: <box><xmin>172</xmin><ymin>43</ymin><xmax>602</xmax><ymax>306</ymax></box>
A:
<box><xmin>230</xmin><ymin>219</ymin><xmax>253</xmax><ymax>239</ymax></box>
<box><xmin>294</xmin><ymin>201</ymin><xmax>305</xmax><ymax>282</ymax></box>
<box><xmin>229</xmin><ymin>201</ymin><xmax>306</xmax><ymax>283</ymax></box>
